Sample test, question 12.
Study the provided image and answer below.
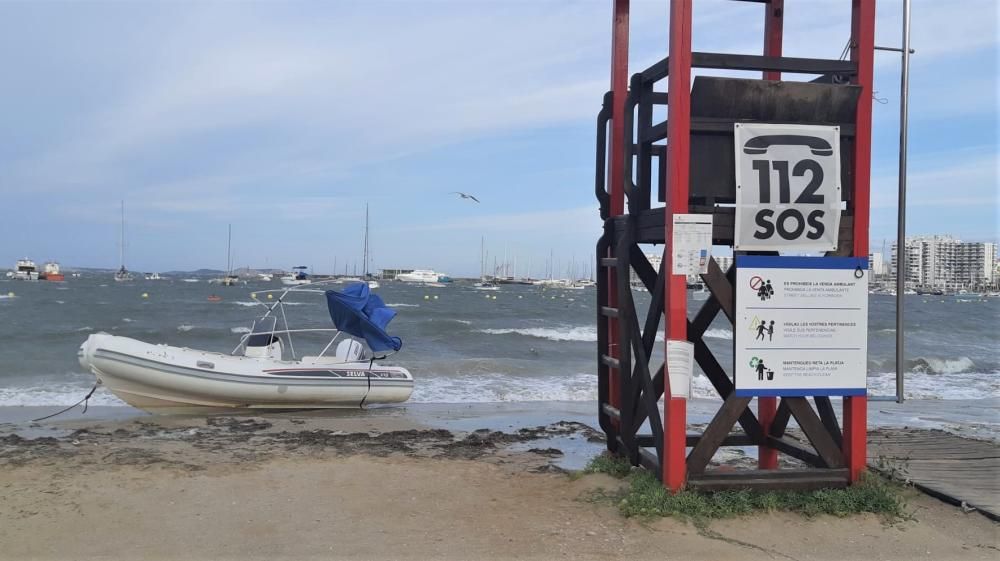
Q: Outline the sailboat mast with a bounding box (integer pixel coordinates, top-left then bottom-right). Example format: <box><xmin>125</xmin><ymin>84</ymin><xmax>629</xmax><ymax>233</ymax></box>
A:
<box><xmin>363</xmin><ymin>203</ymin><xmax>369</xmax><ymax>278</ymax></box>
<box><xmin>227</xmin><ymin>224</ymin><xmax>232</xmax><ymax>275</ymax></box>
<box><xmin>119</xmin><ymin>200</ymin><xmax>125</xmax><ymax>269</ymax></box>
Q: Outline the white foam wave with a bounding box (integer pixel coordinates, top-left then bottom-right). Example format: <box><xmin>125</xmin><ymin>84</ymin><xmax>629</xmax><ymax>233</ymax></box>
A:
<box><xmin>230</xmin><ymin>326</ymin><xmax>251</xmax><ymax>334</ymax></box>
<box><xmin>0</xmin><ymin>384</ymin><xmax>125</xmax><ymax>407</ymax></box>
<box><xmin>122</xmin><ymin>318</ymin><xmax>135</xmax><ymax>323</ymax></box>
<box><xmin>74</xmin><ymin>326</ymin><xmax>93</xmax><ymax>332</ymax></box>
<box><xmin>231</xmin><ymin>301</ymin><xmax>261</xmax><ymax>307</ymax></box>
<box><xmin>411</xmin><ymin>373</ymin><xmax>597</xmax><ymax>403</ymax></box>
<box><xmin>177</xmin><ymin>324</ymin><xmax>196</xmax><ymax>332</ymax></box>
<box><xmin>0</xmin><ymin>294</ymin><xmax>14</xmax><ymax>300</ymax></box>
<box><xmin>910</xmin><ymin>356</ymin><xmax>977</xmax><ymax>375</ymax></box>
<box><xmin>703</xmin><ymin>328</ymin><xmax>733</xmax><ymax>340</ymax></box>
<box><xmin>55</xmin><ymin>300</ymin><xmax>65</xmax><ymax>305</ymax></box>
<box><xmin>387</xmin><ymin>303</ymin><xmax>420</xmax><ymax>308</ymax></box>
<box><xmin>868</xmin><ymin>370</ymin><xmax>1000</xmax><ymax>400</ymax></box>
<box><xmin>478</xmin><ymin>326</ymin><xmax>597</xmax><ymax>342</ymax></box>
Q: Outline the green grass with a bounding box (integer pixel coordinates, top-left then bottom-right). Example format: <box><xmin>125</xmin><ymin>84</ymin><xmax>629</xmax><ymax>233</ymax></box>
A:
<box><xmin>580</xmin><ymin>453</ymin><xmax>909</xmax><ymax>522</ymax></box>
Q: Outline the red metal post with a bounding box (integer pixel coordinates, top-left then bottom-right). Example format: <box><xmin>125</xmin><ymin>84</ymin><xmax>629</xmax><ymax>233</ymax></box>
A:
<box><xmin>663</xmin><ymin>0</ymin><xmax>692</xmax><ymax>492</ymax></box>
<box><xmin>757</xmin><ymin>0</ymin><xmax>784</xmax><ymax>471</ymax></box>
<box><xmin>845</xmin><ymin>0</ymin><xmax>875</xmax><ymax>484</ymax></box>
<box><xmin>607</xmin><ymin>0</ymin><xmax>630</xmax><ymax>421</ymax></box>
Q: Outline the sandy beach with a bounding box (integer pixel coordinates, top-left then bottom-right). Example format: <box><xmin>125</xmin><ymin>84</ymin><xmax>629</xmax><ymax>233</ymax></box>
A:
<box><xmin>1</xmin><ymin>405</ymin><xmax>996</xmax><ymax>561</ymax></box>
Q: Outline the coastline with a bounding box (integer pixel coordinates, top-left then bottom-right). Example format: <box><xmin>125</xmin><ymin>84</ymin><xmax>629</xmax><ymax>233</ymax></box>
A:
<box><xmin>1</xmin><ymin>401</ymin><xmax>997</xmax><ymax>560</ymax></box>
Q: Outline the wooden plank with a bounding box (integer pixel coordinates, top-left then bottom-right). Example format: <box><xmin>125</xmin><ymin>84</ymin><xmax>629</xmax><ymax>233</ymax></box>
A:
<box><xmin>869</xmin><ymin>429</ymin><xmax>1000</xmax><ymax>520</ymax></box>
<box><xmin>769</xmin><ymin>398</ymin><xmax>792</xmax><ymax>438</ymax></box>
<box><xmin>766</xmin><ymin>435</ymin><xmax>823</xmax><ymax>467</ymax></box>
<box><xmin>814</xmin><ymin>396</ymin><xmax>843</xmax><ymax>448</ymax></box>
<box><xmin>688</xmin><ymin>468</ymin><xmax>849</xmax><ymax>492</ymax></box>
<box><xmin>686</xmin><ymin>395</ymin><xmax>753</xmax><ymax>474</ymax></box>
<box><xmin>690</xmin><ymin>335</ymin><xmax>764</xmax><ymax>441</ymax></box>
<box><xmin>700</xmin><ymin>257</ymin><xmax>735</xmax><ymax>323</ymax></box>
<box><xmin>784</xmin><ymin>397</ymin><xmax>845</xmax><ymax>468</ymax></box>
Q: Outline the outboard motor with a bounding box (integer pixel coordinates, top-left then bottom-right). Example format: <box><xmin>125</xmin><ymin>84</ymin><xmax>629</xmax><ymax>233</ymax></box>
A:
<box><xmin>244</xmin><ymin>333</ymin><xmax>283</xmax><ymax>359</ymax></box>
<box><xmin>335</xmin><ymin>339</ymin><xmax>365</xmax><ymax>362</ymax></box>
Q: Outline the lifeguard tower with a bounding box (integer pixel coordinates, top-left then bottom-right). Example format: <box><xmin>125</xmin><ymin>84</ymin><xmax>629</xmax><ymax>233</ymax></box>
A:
<box><xmin>595</xmin><ymin>0</ymin><xmax>876</xmax><ymax>492</ymax></box>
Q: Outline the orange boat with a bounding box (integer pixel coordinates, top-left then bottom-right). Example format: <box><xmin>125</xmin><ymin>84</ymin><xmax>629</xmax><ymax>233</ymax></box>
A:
<box><xmin>41</xmin><ymin>262</ymin><xmax>65</xmax><ymax>282</ymax></box>
<box><xmin>207</xmin><ymin>295</ymin><xmax>223</xmax><ymax>302</ymax></box>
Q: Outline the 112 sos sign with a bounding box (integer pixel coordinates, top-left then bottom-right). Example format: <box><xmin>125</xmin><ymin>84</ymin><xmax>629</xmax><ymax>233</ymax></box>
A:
<box><xmin>734</xmin><ymin>123</ymin><xmax>842</xmax><ymax>252</ymax></box>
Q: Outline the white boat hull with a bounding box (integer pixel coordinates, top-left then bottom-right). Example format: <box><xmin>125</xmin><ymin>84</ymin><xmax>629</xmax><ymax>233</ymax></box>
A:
<box><xmin>79</xmin><ymin>333</ymin><xmax>413</xmax><ymax>413</ymax></box>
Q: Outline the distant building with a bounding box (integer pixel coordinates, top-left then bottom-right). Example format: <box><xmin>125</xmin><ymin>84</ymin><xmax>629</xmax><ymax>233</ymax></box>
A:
<box><xmin>868</xmin><ymin>252</ymin><xmax>888</xmax><ymax>278</ymax></box>
<box><xmin>891</xmin><ymin>236</ymin><xmax>997</xmax><ymax>290</ymax></box>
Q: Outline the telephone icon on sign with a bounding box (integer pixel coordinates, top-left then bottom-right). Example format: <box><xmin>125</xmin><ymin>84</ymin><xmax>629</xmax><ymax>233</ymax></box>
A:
<box><xmin>742</xmin><ymin>135</ymin><xmax>834</xmax><ymax>157</ymax></box>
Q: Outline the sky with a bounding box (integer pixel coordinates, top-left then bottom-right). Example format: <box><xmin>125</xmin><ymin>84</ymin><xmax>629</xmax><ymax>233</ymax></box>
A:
<box><xmin>0</xmin><ymin>0</ymin><xmax>996</xmax><ymax>276</ymax></box>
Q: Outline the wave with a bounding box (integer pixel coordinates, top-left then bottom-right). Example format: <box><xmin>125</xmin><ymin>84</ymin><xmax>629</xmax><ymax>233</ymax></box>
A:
<box><xmin>411</xmin><ymin>373</ymin><xmax>597</xmax><ymax>403</ymax></box>
<box><xmin>704</xmin><ymin>328</ymin><xmax>733</xmax><ymax>340</ymax></box>
<box><xmin>122</xmin><ymin>318</ymin><xmax>135</xmax><ymax>323</ymax></box>
<box><xmin>478</xmin><ymin>326</ymin><xmax>597</xmax><ymax>342</ymax></box>
<box><xmin>231</xmin><ymin>301</ymin><xmax>261</xmax><ymax>307</ymax></box>
<box><xmin>387</xmin><ymin>303</ymin><xmax>420</xmax><ymax>308</ymax></box>
<box><xmin>0</xmin><ymin>294</ymin><xmax>14</xmax><ymax>300</ymax></box>
<box><xmin>177</xmin><ymin>324</ymin><xmax>196</xmax><ymax>332</ymax></box>
<box><xmin>0</xmin><ymin>384</ymin><xmax>125</xmax><ymax>407</ymax></box>
<box><xmin>55</xmin><ymin>300</ymin><xmax>65</xmax><ymax>305</ymax></box>
<box><xmin>907</xmin><ymin>356</ymin><xmax>977</xmax><ymax>375</ymax></box>
<box><xmin>74</xmin><ymin>326</ymin><xmax>93</xmax><ymax>332</ymax></box>
<box><xmin>230</xmin><ymin>326</ymin><xmax>251</xmax><ymax>334</ymax></box>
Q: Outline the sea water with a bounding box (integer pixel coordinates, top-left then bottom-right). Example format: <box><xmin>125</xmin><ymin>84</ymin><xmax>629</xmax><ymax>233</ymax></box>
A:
<box><xmin>0</xmin><ymin>276</ymin><xmax>996</xmax><ymax>433</ymax></box>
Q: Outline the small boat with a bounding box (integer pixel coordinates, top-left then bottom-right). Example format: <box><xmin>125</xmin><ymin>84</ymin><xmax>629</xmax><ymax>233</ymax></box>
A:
<box><xmin>113</xmin><ymin>201</ymin><xmax>134</xmax><ymax>282</ymax></box>
<box><xmin>281</xmin><ymin>266</ymin><xmax>312</xmax><ymax>286</ymax></box>
<box><xmin>9</xmin><ymin>259</ymin><xmax>40</xmax><ymax>281</ymax></box>
<box><xmin>144</xmin><ymin>272</ymin><xmax>162</xmax><ymax>281</ymax></box>
<box><xmin>41</xmin><ymin>261</ymin><xmax>65</xmax><ymax>281</ymax></box>
<box><xmin>210</xmin><ymin>226</ymin><xmax>244</xmax><ymax>286</ymax></box>
<box><xmin>474</xmin><ymin>279</ymin><xmax>500</xmax><ymax>291</ymax></box>
<box><xmin>78</xmin><ymin>282</ymin><xmax>412</xmax><ymax>413</ymax></box>
<box><xmin>257</xmin><ymin>273</ymin><xmax>273</xmax><ymax>282</ymax></box>
<box><xmin>207</xmin><ymin>295</ymin><xmax>223</xmax><ymax>302</ymax></box>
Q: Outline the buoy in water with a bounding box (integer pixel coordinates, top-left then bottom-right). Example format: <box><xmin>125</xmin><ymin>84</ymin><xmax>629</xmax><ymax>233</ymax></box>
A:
<box><xmin>251</xmin><ymin>292</ymin><xmax>257</xmax><ymax>299</ymax></box>
<box><xmin>141</xmin><ymin>293</ymin><xmax>149</xmax><ymax>299</ymax></box>
<box><xmin>424</xmin><ymin>295</ymin><xmax>430</xmax><ymax>300</ymax></box>
<box><xmin>267</xmin><ymin>294</ymin><xmax>273</xmax><ymax>300</ymax></box>
<box><xmin>485</xmin><ymin>294</ymin><xmax>491</xmax><ymax>299</ymax></box>
<box><xmin>433</xmin><ymin>295</ymin><xmax>439</xmax><ymax>300</ymax></box>
<box><xmin>491</xmin><ymin>295</ymin><xmax>497</xmax><ymax>300</ymax></box>
<box><xmin>6</xmin><ymin>292</ymin><xmax>13</xmax><ymax>297</ymax></box>
<box><xmin>518</xmin><ymin>295</ymin><xmax>523</xmax><ymax>299</ymax></box>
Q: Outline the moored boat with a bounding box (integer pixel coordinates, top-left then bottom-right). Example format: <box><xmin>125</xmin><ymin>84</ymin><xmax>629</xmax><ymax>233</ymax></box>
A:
<box><xmin>9</xmin><ymin>259</ymin><xmax>40</xmax><ymax>281</ymax></box>
<box><xmin>41</xmin><ymin>261</ymin><xmax>66</xmax><ymax>281</ymax></box>
<box><xmin>78</xmin><ymin>282</ymin><xmax>411</xmax><ymax>413</ymax></box>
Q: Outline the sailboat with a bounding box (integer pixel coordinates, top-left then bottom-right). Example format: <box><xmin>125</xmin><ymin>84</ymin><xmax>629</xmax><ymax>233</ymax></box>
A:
<box><xmin>211</xmin><ymin>224</ymin><xmax>242</xmax><ymax>286</ymax></box>
<box><xmin>474</xmin><ymin>236</ymin><xmax>499</xmax><ymax>290</ymax></box>
<box><xmin>362</xmin><ymin>204</ymin><xmax>379</xmax><ymax>289</ymax></box>
<box><xmin>113</xmin><ymin>201</ymin><xmax>133</xmax><ymax>282</ymax></box>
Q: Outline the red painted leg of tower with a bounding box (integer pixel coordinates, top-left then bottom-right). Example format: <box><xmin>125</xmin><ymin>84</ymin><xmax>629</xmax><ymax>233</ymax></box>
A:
<box><xmin>758</xmin><ymin>397</ymin><xmax>778</xmax><ymax>469</ymax></box>
<box><xmin>846</xmin><ymin>0</ymin><xmax>875</xmax><ymax>483</ymax></box>
<box><xmin>664</xmin><ymin>397</ymin><xmax>687</xmax><ymax>490</ymax></box>
<box><xmin>662</xmin><ymin>0</ymin><xmax>692</xmax><ymax>492</ymax></box>
<box><xmin>758</xmin><ymin>0</ymin><xmax>783</xmax><ymax>470</ymax></box>
<box><xmin>607</xmin><ymin>0</ymin><xmax>630</xmax><ymax>421</ymax></box>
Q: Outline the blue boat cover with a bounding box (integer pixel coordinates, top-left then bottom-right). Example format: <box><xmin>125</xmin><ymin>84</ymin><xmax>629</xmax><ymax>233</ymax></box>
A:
<box><xmin>325</xmin><ymin>283</ymin><xmax>402</xmax><ymax>353</ymax></box>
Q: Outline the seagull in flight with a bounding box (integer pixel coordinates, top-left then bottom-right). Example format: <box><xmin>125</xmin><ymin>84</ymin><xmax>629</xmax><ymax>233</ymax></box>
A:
<box><xmin>451</xmin><ymin>191</ymin><xmax>480</xmax><ymax>203</ymax></box>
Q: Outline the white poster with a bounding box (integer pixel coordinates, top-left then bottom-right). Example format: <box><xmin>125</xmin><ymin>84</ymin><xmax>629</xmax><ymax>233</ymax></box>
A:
<box><xmin>734</xmin><ymin>123</ymin><xmax>842</xmax><ymax>252</ymax></box>
<box><xmin>734</xmin><ymin>256</ymin><xmax>868</xmax><ymax>397</ymax></box>
<box><xmin>671</xmin><ymin>214</ymin><xmax>713</xmax><ymax>276</ymax></box>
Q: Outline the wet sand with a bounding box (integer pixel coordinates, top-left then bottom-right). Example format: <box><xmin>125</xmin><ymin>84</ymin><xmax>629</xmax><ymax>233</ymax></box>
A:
<box><xmin>1</xmin><ymin>405</ymin><xmax>997</xmax><ymax>560</ymax></box>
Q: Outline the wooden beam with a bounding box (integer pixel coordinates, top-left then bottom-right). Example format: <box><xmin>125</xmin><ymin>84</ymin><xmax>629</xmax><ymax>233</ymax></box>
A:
<box><xmin>686</xmin><ymin>394</ymin><xmax>753</xmax><ymax>474</ymax></box>
<box><xmin>690</xmin><ymin>335</ymin><xmax>764</xmax><ymax>441</ymax></box>
<box><xmin>769</xmin><ymin>398</ymin><xmax>792</xmax><ymax>438</ymax></box>
<box><xmin>814</xmin><ymin>396</ymin><xmax>843</xmax><ymax>448</ymax></box>
<box><xmin>784</xmin><ymin>397</ymin><xmax>845</xmax><ymax>468</ymax></box>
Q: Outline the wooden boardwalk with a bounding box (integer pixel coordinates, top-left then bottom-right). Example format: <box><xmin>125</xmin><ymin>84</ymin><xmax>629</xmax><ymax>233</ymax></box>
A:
<box><xmin>869</xmin><ymin>429</ymin><xmax>1000</xmax><ymax>520</ymax></box>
